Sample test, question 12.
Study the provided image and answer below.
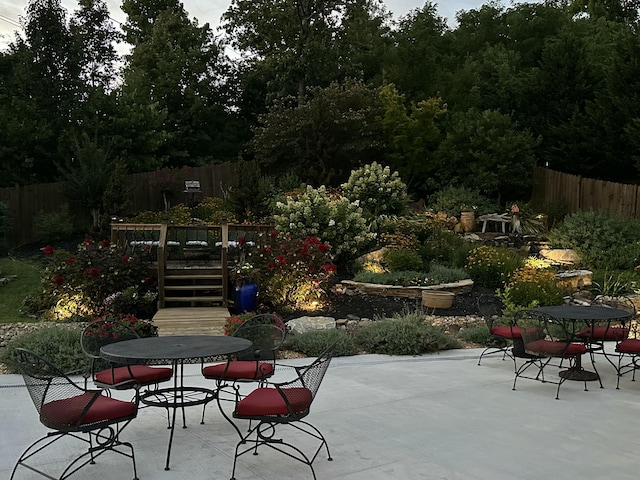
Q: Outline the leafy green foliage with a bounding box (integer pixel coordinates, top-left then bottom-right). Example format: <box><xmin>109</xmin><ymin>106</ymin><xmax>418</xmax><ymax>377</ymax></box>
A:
<box><xmin>1</xmin><ymin>325</ymin><xmax>86</xmax><ymax>374</ymax></box>
<box><xmin>547</xmin><ymin>210</ymin><xmax>640</xmax><ymax>269</ymax></box>
<box><xmin>353</xmin><ymin>270</ymin><xmax>439</xmax><ymax>287</ymax></box>
<box><xmin>464</xmin><ymin>245</ymin><xmax>525</xmax><ymax>290</ymax></box>
<box><xmin>382</xmin><ymin>249</ymin><xmax>423</xmax><ymax>272</ymax></box>
<box><xmin>458</xmin><ymin>325</ymin><xmax>493</xmax><ymax>345</ymax></box>
<box><xmin>0</xmin><ymin>258</ymin><xmax>42</xmax><ymax>323</ymax></box>
<box><xmin>353</xmin><ymin>312</ymin><xmax>459</xmax><ymax>355</ymax></box>
<box><xmin>0</xmin><ymin>202</ymin><xmax>10</xmax><ymax>255</ymax></box>
<box><xmin>428</xmin><ymin>185</ymin><xmax>500</xmax><ymax>217</ymax></box>
<box><xmin>497</xmin><ymin>267</ymin><xmax>567</xmax><ymax>318</ymax></box>
<box><xmin>33</xmin><ymin>205</ymin><xmax>74</xmax><ymax>242</ymax></box>
<box><xmin>284</xmin><ymin>329</ymin><xmax>357</xmax><ymax>357</ymax></box>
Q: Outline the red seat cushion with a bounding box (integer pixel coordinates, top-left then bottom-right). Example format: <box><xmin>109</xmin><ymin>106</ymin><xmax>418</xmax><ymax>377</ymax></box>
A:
<box><xmin>492</xmin><ymin>326</ymin><xmax>521</xmax><ymax>338</ymax></box>
<box><xmin>236</xmin><ymin>387</ymin><xmax>313</xmax><ymax>417</ymax></box>
<box><xmin>576</xmin><ymin>326</ymin><xmax>629</xmax><ymax>341</ymax></box>
<box><xmin>202</xmin><ymin>361</ymin><xmax>274</xmax><ymax>380</ymax></box>
<box><xmin>616</xmin><ymin>338</ymin><xmax>640</xmax><ymax>354</ymax></box>
<box><xmin>525</xmin><ymin>339</ymin><xmax>586</xmax><ymax>357</ymax></box>
<box><xmin>40</xmin><ymin>392</ymin><xmax>136</xmax><ymax>429</ymax></box>
<box><xmin>95</xmin><ymin>365</ymin><xmax>173</xmax><ymax>386</ymax></box>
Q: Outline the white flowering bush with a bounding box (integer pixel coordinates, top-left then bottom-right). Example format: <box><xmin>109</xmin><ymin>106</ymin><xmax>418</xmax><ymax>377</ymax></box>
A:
<box><xmin>342</xmin><ymin>162</ymin><xmax>409</xmax><ymax>219</ymax></box>
<box><xmin>273</xmin><ymin>185</ymin><xmax>374</xmax><ymax>264</ymax></box>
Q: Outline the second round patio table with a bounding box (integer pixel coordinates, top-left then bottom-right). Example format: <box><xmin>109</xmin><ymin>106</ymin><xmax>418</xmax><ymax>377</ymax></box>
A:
<box><xmin>101</xmin><ymin>335</ymin><xmax>252</xmax><ymax>471</ymax></box>
<box><xmin>527</xmin><ymin>304</ymin><xmax>634</xmax><ymax>382</ymax></box>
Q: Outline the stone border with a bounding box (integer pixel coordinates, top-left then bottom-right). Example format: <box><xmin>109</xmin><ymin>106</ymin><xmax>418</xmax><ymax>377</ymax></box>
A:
<box><xmin>340</xmin><ymin>279</ymin><xmax>474</xmax><ymax>299</ymax></box>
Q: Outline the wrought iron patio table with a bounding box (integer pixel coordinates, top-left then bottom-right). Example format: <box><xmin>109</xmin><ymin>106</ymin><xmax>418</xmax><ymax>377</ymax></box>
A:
<box><xmin>527</xmin><ymin>305</ymin><xmax>633</xmax><ymax>382</ymax></box>
<box><xmin>101</xmin><ymin>335</ymin><xmax>252</xmax><ymax>470</ymax></box>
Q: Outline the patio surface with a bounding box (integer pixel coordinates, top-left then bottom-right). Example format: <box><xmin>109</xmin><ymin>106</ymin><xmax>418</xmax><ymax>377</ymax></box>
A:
<box><xmin>2</xmin><ymin>346</ymin><xmax>640</xmax><ymax>480</ymax></box>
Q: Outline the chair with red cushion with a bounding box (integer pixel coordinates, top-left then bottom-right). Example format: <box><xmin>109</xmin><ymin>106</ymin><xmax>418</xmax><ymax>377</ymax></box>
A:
<box><xmin>476</xmin><ymin>294</ymin><xmax>521</xmax><ymax>369</ymax></box>
<box><xmin>575</xmin><ymin>295</ymin><xmax>635</xmax><ymax>370</ymax></box>
<box><xmin>201</xmin><ymin>313</ymin><xmax>286</xmax><ymax>422</ymax></box>
<box><xmin>10</xmin><ymin>348</ymin><xmax>139</xmax><ymax>480</ymax></box>
<box><xmin>513</xmin><ymin>311</ymin><xmax>590</xmax><ymax>399</ymax></box>
<box><xmin>81</xmin><ymin>318</ymin><xmax>173</xmax><ymax>392</ymax></box>
<box><xmin>224</xmin><ymin>343</ymin><xmax>335</xmax><ymax>480</ymax></box>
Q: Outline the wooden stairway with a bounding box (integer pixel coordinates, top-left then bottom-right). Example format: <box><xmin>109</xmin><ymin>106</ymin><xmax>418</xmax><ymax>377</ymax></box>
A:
<box><xmin>162</xmin><ymin>266</ymin><xmax>226</xmax><ymax>307</ymax></box>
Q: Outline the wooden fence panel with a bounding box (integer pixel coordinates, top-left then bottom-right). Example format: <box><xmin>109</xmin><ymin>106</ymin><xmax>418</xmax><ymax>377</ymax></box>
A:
<box><xmin>0</xmin><ymin>162</ymin><xmax>242</xmax><ymax>247</ymax></box>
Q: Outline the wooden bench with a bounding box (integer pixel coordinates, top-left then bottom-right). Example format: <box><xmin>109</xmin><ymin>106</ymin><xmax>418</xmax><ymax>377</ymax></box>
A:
<box><xmin>476</xmin><ymin>213</ymin><xmax>511</xmax><ymax>233</ymax></box>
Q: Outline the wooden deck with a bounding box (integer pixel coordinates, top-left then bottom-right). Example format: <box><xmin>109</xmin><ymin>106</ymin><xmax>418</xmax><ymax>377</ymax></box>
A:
<box><xmin>152</xmin><ymin>307</ymin><xmax>230</xmax><ymax>336</ymax></box>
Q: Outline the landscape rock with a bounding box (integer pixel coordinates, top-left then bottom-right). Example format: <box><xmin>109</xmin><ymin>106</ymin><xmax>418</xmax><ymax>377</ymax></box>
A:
<box><xmin>286</xmin><ymin>316</ymin><xmax>336</xmax><ymax>335</ymax></box>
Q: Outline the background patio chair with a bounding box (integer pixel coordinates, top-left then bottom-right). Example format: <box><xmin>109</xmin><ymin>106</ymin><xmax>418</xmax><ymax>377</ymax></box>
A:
<box><xmin>201</xmin><ymin>313</ymin><xmax>286</xmax><ymax>423</ymax></box>
<box><xmin>224</xmin><ymin>342</ymin><xmax>335</xmax><ymax>480</ymax></box>
<box><xmin>10</xmin><ymin>348</ymin><xmax>139</xmax><ymax>480</ymax></box>
<box><xmin>476</xmin><ymin>294</ymin><xmax>521</xmax><ymax>369</ymax></box>
<box><xmin>575</xmin><ymin>295</ymin><xmax>635</xmax><ymax>371</ymax></box>
<box><xmin>513</xmin><ymin>311</ymin><xmax>589</xmax><ymax>399</ymax></box>
<box><xmin>81</xmin><ymin>318</ymin><xmax>173</xmax><ymax>392</ymax></box>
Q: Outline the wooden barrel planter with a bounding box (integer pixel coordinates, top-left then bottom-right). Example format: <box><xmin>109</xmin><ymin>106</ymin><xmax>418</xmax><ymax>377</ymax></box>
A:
<box><xmin>460</xmin><ymin>211</ymin><xmax>476</xmax><ymax>232</ymax></box>
<box><xmin>422</xmin><ymin>291</ymin><xmax>455</xmax><ymax>309</ymax></box>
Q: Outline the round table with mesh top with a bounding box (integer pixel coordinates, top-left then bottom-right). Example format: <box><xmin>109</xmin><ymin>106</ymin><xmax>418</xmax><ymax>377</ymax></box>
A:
<box><xmin>527</xmin><ymin>305</ymin><xmax>634</xmax><ymax>382</ymax></box>
<box><xmin>101</xmin><ymin>335</ymin><xmax>252</xmax><ymax>471</ymax></box>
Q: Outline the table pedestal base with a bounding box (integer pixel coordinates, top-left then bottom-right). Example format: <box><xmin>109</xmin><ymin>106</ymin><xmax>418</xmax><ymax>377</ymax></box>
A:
<box><xmin>559</xmin><ymin>368</ymin><xmax>599</xmax><ymax>382</ymax></box>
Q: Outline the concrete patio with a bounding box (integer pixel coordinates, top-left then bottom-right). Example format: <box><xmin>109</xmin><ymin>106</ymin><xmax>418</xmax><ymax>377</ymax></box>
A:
<box><xmin>2</xmin><ymin>347</ymin><xmax>639</xmax><ymax>480</ymax></box>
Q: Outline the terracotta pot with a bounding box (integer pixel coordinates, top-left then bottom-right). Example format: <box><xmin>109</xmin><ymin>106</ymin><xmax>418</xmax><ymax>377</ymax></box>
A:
<box><xmin>421</xmin><ymin>291</ymin><xmax>455</xmax><ymax>309</ymax></box>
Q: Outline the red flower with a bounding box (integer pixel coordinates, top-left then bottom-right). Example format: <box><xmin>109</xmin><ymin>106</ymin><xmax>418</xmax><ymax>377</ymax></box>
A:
<box><xmin>53</xmin><ymin>276</ymin><xmax>64</xmax><ymax>285</ymax></box>
<box><xmin>322</xmin><ymin>264</ymin><xmax>337</xmax><ymax>273</ymax></box>
<box><xmin>91</xmin><ymin>268</ymin><xmax>100</xmax><ymax>277</ymax></box>
<box><xmin>238</xmin><ymin>237</ymin><xmax>246</xmax><ymax>246</ymax></box>
<box><xmin>43</xmin><ymin>245</ymin><xmax>54</xmax><ymax>255</ymax></box>
<box><xmin>122</xmin><ymin>254</ymin><xmax>130</xmax><ymax>262</ymax></box>
<box><xmin>145</xmin><ymin>276</ymin><xmax>154</xmax><ymax>284</ymax></box>
<box><xmin>277</xmin><ymin>255</ymin><xmax>286</xmax><ymax>265</ymax></box>
<box><xmin>84</xmin><ymin>237</ymin><xmax>92</xmax><ymax>245</ymax></box>
<box><xmin>143</xmin><ymin>244</ymin><xmax>151</xmax><ymax>252</ymax></box>
<box><xmin>66</xmin><ymin>256</ymin><xmax>75</xmax><ymax>265</ymax></box>
<box><xmin>318</xmin><ymin>243</ymin><xmax>330</xmax><ymax>252</ymax></box>
<box><xmin>102</xmin><ymin>239</ymin><xmax>110</xmax><ymax>247</ymax></box>
<box><xmin>270</xmin><ymin>229</ymin><xmax>278</xmax><ymax>237</ymax></box>
<box><xmin>264</xmin><ymin>246</ymin><xmax>272</xmax><ymax>254</ymax></box>
<box><xmin>83</xmin><ymin>268</ymin><xmax>90</xmax><ymax>276</ymax></box>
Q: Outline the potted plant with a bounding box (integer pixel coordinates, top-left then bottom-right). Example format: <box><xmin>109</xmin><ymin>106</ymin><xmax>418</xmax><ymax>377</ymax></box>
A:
<box><xmin>230</xmin><ymin>261</ymin><xmax>261</xmax><ymax>313</ymax></box>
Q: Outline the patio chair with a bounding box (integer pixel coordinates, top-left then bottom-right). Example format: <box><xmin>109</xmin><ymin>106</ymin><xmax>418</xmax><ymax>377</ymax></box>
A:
<box><xmin>223</xmin><ymin>342</ymin><xmax>335</xmax><ymax>480</ymax></box>
<box><xmin>201</xmin><ymin>313</ymin><xmax>286</xmax><ymax>423</ymax></box>
<box><xmin>575</xmin><ymin>295</ymin><xmax>635</xmax><ymax>370</ymax></box>
<box><xmin>512</xmin><ymin>311</ymin><xmax>589</xmax><ymax>399</ymax></box>
<box><xmin>10</xmin><ymin>348</ymin><xmax>139</xmax><ymax>480</ymax></box>
<box><xmin>476</xmin><ymin>294</ymin><xmax>521</xmax><ymax>369</ymax></box>
<box><xmin>81</xmin><ymin>318</ymin><xmax>173</xmax><ymax>392</ymax></box>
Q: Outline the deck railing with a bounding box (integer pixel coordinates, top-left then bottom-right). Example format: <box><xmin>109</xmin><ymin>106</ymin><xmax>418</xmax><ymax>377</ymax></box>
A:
<box><xmin>110</xmin><ymin>221</ymin><xmax>274</xmax><ymax>307</ymax></box>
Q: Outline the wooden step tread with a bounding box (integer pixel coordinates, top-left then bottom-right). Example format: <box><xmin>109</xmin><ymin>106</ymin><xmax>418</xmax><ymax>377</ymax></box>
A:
<box><xmin>164</xmin><ymin>285</ymin><xmax>222</xmax><ymax>290</ymax></box>
<box><xmin>164</xmin><ymin>296</ymin><xmax>225</xmax><ymax>302</ymax></box>
<box><xmin>165</xmin><ymin>275</ymin><xmax>222</xmax><ymax>280</ymax></box>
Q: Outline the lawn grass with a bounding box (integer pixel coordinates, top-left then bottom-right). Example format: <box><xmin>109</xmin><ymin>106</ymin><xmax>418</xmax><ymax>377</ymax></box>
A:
<box><xmin>0</xmin><ymin>257</ymin><xmax>42</xmax><ymax>323</ymax></box>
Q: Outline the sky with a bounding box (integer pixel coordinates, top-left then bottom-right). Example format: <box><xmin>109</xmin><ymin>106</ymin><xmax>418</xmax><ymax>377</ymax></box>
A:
<box><xmin>0</xmin><ymin>0</ymin><xmax>500</xmax><ymax>50</ymax></box>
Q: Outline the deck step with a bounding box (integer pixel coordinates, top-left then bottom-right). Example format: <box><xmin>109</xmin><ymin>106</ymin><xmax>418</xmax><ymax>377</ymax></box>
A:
<box><xmin>164</xmin><ymin>285</ymin><xmax>222</xmax><ymax>290</ymax></box>
<box><xmin>164</xmin><ymin>296</ymin><xmax>225</xmax><ymax>302</ymax></box>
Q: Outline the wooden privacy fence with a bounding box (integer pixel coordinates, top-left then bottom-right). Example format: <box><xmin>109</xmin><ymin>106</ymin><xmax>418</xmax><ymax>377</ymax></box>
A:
<box><xmin>532</xmin><ymin>167</ymin><xmax>640</xmax><ymax>219</ymax></box>
<box><xmin>0</xmin><ymin>162</ymin><xmax>241</xmax><ymax>247</ymax></box>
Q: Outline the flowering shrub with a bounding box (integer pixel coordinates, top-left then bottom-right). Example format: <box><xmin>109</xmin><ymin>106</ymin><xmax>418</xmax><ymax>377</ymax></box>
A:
<box><xmin>250</xmin><ymin>233</ymin><xmax>337</xmax><ymax>310</ymax></box>
<box><xmin>33</xmin><ymin>238</ymin><xmax>154</xmax><ymax>319</ymax></box>
<box><xmin>464</xmin><ymin>245</ymin><xmax>524</xmax><ymax>289</ymax></box>
<box><xmin>273</xmin><ymin>185</ymin><xmax>374</xmax><ymax>264</ymax></box>
<box><xmin>223</xmin><ymin>312</ymin><xmax>257</xmax><ymax>336</ymax></box>
<box><xmin>103</xmin><ymin>286</ymin><xmax>158</xmax><ymax>319</ymax></box>
<box><xmin>498</xmin><ymin>267</ymin><xmax>567</xmax><ymax>317</ymax></box>
<box><xmin>341</xmin><ymin>162</ymin><xmax>408</xmax><ymax>219</ymax></box>
<box><xmin>230</xmin><ymin>261</ymin><xmax>261</xmax><ymax>286</ymax></box>
<box><xmin>192</xmin><ymin>196</ymin><xmax>237</xmax><ymax>223</ymax></box>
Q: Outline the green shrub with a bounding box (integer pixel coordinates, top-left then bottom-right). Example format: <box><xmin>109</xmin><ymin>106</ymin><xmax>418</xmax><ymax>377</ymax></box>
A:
<box><xmin>284</xmin><ymin>329</ymin><xmax>357</xmax><ymax>357</ymax></box>
<box><xmin>547</xmin><ymin>210</ymin><xmax>640</xmax><ymax>269</ymax></box>
<box><xmin>458</xmin><ymin>325</ymin><xmax>493</xmax><ymax>345</ymax></box>
<box><xmin>342</xmin><ymin>162</ymin><xmax>409</xmax><ymax>220</ymax></box>
<box><xmin>464</xmin><ymin>245</ymin><xmax>524</xmax><ymax>290</ymax></box>
<box><xmin>352</xmin><ymin>270</ymin><xmax>438</xmax><ymax>286</ymax></box>
<box><xmin>1</xmin><ymin>324</ymin><xmax>86</xmax><ymax>374</ymax></box>
<box><xmin>192</xmin><ymin>196</ymin><xmax>237</xmax><ymax>223</ymax></box>
<box><xmin>353</xmin><ymin>311</ymin><xmax>459</xmax><ymax>355</ymax></box>
<box><xmin>383</xmin><ymin>248</ymin><xmax>423</xmax><ymax>272</ymax></box>
<box><xmin>590</xmin><ymin>270</ymin><xmax>636</xmax><ymax>297</ymax></box>
<box><xmin>33</xmin><ymin>205</ymin><xmax>74</xmax><ymax>242</ymax></box>
<box><xmin>428</xmin><ymin>263</ymin><xmax>470</xmax><ymax>284</ymax></box>
<box><xmin>129</xmin><ymin>204</ymin><xmax>192</xmax><ymax>225</ymax></box>
<box><xmin>498</xmin><ymin>267</ymin><xmax>566</xmax><ymax>317</ymax></box>
<box><xmin>428</xmin><ymin>185</ymin><xmax>499</xmax><ymax>217</ymax></box>
<box><xmin>378</xmin><ymin>214</ymin><xmax>441</xmax><ymax>243</ymax></box>
<box><xmin>418</xmin><ymin>228</ymin><xmax>468</xmax><ymax>266</ymax></box>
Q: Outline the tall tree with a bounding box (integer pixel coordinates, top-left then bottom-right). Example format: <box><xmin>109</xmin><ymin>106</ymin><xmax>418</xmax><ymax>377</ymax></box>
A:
<box><xmin>121</xmin><ymin>0</ymin><xmax>233</xmax><ymax>169</ymax></box>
